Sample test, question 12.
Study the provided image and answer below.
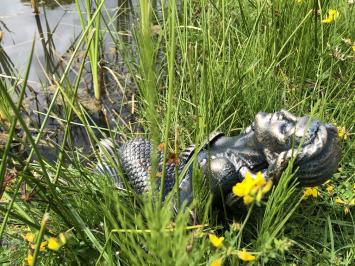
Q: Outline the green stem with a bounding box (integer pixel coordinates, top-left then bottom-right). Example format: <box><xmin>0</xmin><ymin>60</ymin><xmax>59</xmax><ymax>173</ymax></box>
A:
<box><xmin>31</xmin><ymin>212</ymin><xmax>49</xmax><ymax>266</ymax></box>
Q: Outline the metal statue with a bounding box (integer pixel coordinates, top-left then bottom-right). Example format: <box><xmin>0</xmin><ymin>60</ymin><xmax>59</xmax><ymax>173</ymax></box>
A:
<box><xmin>97</xmin><ymin>110</ymin><xmax>340</xmax><ymax>207</ymax></box>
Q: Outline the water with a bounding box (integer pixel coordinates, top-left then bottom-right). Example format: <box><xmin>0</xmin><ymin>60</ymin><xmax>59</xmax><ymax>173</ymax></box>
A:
<box><xmin>0</xmin><ymin>0</ymin><xmax>137</xmax><ymax>161</ymax></box>
<box><xmin>0</xmin><ymin>0</ymin><xmax>122</xmax><ymax>82</ymax></box>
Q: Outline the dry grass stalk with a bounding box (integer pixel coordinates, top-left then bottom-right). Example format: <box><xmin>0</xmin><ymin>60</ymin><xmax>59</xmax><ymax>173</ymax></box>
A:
<box><xmin>31</xmin><ymin>0</ymin><xmax>39</xmax><ymax>15</ymax></box>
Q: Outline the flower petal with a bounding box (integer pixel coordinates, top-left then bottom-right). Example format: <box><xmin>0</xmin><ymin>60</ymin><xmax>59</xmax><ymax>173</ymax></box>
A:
<box><xmin>254</xmin><ymin>172</ymin><xmax>266</xmax><ymax>186</ymax></box>
<box><xmin>48</xmin><ymin>237</ymin><xmax>61</xmax><ymax>251</ymax></box>
<box><xmin>237</xmin><ymin>249</ymin><xmax>256</xmax><ymax>261</ymax></box>
<box><xmin>262</xmin><ymin>180</ymin><xmax>273</xmax><ymax>193</ymax></box>
<box><xmin>233</xmin><ymin>183</ymin><xmax>247</xmax><ymax>197</ymax></box>
<box><xmin>208</xmin><ymin>233</ymin><xmax>224</xmax><ymax>248</ymax></box>
<box><xmin>243</xmin><ymin>195</ymin><xmax>254</xmax><ymax>205</ymax></box>
<box><xmin>24</xmin><ymin>232</ymin><xmax>35</xmax><ymax>243</ymax></box>
<box><xmin>40</xmin><ymin>241</ymin><xmax>47</xmax><ymax>252</ymax></box>
<box><xmin>210</xmin><ymin>258</ymin><xmax>223</xmax><ymax>266</ymax></box>
<box><xmin>26</xmin><ymin>254</ymin><xmax>33</xmax><ymax>266</ymax></box>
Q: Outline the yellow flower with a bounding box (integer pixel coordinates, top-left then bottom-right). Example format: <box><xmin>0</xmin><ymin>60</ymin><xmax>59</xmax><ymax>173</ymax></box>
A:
<box><xmin>237</xmin><ymin>248</ymin><xmax>256</xmax><ymax>261</ymax></box>
<box><xmin>210</xmin><ymin>258</ymin><xmax>223</xmax><ymax>266</ymax></box>
<box><xmin>335</xmin><ymin>197</ymin><xmax>346</xmax><ymax>204</ymax></box>
<box><xmin>232</xmin><ymin>172</ymin><xmax>273</xmax><ymax>205</ymax></box>
<box><xmin>40</xmin><ymin>241</ymin><xmax>47</xmax><ymax>252</ymax></box>
<box><xmin>321</xmin><ymin>9</ymin><xmax>340</xmax><ymax>23</ymax></box>
<box><xmin>243</xmin><ymin>194</ymin><xmax>254</xmax><ymax>205</ymax></box>
<box><xmin>233</xmin><ymin>172</ymin><xmax>255</xmax><ymax>197</ymax></box>
<box><xmin>254</xmin><ymin>172</ymin><xmax>266</xmax><ymax>186</ymax></box>
<box><xmin>352</xmin><ymin>45</ymin><xmax>355</xmax><ymax>52</ymax></box>
<box><xmin>303</xmin><ymin>187</ymin><xmax>318</xmax><ymax>199</ymax></box>
<box><xmin>208</xmin><ymin>233</ymin><xmax>224</xmax><ymax>248</ymax></box>
<box><xmin>262</xmin><ymin>180</ymin><xmax>273</xmax><ymax>193</ymax></box>
<box><xmin>328</xmin><ymin>9</ymin><xmax>339</xmax><ymax>17</ymax></box>
<box><xmin>256</xmin><ymin>189</ymin><xmax>263</xmax><ymax>203</ymax></box>
<box><xmin>326</xmin><ymin>185</ymin><xmax>334</xmax><ymax>196</ymax></box>
<box><xmin>48</xmin><ymin>237</ymin><xmax>61</xmax><ymax>251</ymax></box>
<box><xmin>26</xmin><ymin>254</ymin><xmax>33</xmax><ymax>266</ymax></box>
<box><xmin>23</xmin><ymin>232</ymin><xmax>35</xmax><ymax>243</ymax></box>
<box><xmin>335</xmin><ymin>197</ymin><xmax>355</xmax><ymax>206</ymax></box>
<box><xmin>337</xmin><ymin>126</ymin><xmax>348</xmax><ymax>140</ymax></box>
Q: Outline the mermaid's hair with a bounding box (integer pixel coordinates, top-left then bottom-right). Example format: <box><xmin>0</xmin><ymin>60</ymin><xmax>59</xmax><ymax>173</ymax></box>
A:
<box><xmin>267</xmin><ymin>123</ymin><xmax>340</xmax><ymax>186</ymax></box>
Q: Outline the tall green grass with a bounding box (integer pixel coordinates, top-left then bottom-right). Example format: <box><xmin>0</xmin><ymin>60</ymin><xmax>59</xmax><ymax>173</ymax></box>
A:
<box><xmin>76</xmin><ymin>0</ymin><xmax>104</xmax><ymax>100</ymax></box>
<box><xmin>0</xmin><ymin>0</ymin><xmax>354</xmax><ymax>265</ymax></box>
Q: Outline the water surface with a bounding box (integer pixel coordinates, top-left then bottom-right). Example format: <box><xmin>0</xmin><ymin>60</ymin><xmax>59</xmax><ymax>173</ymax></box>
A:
<box><xmin>0</xmin><ymin>0</ymin><xmax>122</xmax><ymax>82</ymax></box>
<box><xmin>0</xmin><ymin>0</ymin><xmax>135</xmax><ymax>161</ymax></box>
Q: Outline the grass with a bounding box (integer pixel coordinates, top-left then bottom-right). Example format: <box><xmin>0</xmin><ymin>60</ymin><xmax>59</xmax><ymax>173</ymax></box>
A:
<box><xmin>0</xmin><ymin>0</ymin><xmax>354</xmax><ymax>265</ymax></box>
<box><xmin>76</xmin><ymin>0</ymin><xmax>104</xmax><ymax>100</ymax></box>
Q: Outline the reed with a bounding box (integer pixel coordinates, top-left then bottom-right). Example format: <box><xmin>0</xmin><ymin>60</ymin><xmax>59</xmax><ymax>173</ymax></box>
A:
<box><xmin>31</xmin><ymin>0</ymin><xmax>39</xmax><ymax>15</ymax></box>
<box><xmin>0</xmin><ymin>44</ymin><xmax>16</xmax><ymax>128</ymax></box>
<box><xmin>76</xmin><ymin>0</ymin><xmax>104</xmax><ymax>100</ymax></box>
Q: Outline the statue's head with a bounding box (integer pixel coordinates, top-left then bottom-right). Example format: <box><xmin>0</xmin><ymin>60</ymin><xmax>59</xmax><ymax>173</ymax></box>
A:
<box><xmin>253</xmin><ymin>110</ymin><xmax>340</xmax><ymax>185</ymax></box>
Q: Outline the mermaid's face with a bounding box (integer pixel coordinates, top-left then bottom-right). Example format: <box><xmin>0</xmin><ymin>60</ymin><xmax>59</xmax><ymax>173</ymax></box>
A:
<box><xmin>254</xmin><ymin>110</ymin><xmax>319</xmax><ymax>152</ymax></box>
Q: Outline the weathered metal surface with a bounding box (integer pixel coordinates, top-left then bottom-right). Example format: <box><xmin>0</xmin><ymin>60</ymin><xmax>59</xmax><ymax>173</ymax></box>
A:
<box><xmin>97</xmin><ymin>110</ymin><xmax>341</xmax><ymax>207</ymax></box>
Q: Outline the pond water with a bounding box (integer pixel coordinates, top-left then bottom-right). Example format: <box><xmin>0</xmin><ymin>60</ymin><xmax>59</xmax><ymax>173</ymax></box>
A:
<box><xmin>0</xmin><ymin>0</ymin><xmax>125</xmax><ymax>82</ymax></box>
<box><xmin>0</xmin><ymin>0</ymin><xmax>137</xmax><ymax>161</ymax></box>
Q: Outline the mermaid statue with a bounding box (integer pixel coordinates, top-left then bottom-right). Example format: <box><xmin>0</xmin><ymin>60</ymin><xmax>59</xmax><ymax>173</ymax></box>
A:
<box><xmin>96</xmin><ymin>110</ymin><xmax>340</xmax><ymax>208</ymax></box>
